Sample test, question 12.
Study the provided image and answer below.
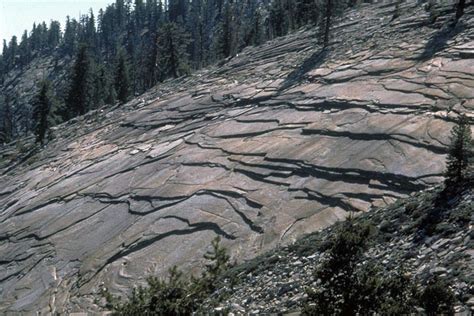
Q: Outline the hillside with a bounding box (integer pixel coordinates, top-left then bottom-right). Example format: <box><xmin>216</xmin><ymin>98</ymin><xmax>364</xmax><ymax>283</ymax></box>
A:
<box><xmin>0</xmin><ymin>0</ymin><xmax>473</xmax><ymax>313</ymax></box>
<box><xmin>205</xmin><ymin>185</ymin><xmax>474</xmax><ymax>314</ymax></box>
<box><xmin>206</xmin><ymin>187</ymin><xmax>474</xmax><ymax>315</ymax></box>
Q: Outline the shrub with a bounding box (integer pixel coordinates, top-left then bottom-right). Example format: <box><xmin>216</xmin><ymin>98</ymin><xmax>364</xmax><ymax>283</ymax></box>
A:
<box><xmin>302</xmin><ymin>217</ymin><xmax>375</xmax><ymax>315</ymax></box>
<box><xmin>104</xmin><ymin>236</ymin><xmax>230</xmax><ymax>315</ymax></box>
<box><xmin>419</xmin><ymin>276</ymin><xmax>455</xmax><ymax>316</ymax></box>
<box><xmin>444</xmin><ymin>114</ymin><xmax>472</xmax><ymax>188</ymax></box>
<box><xmin>302</xmin><ymin>216</ymin><xmax>457</xmax><ymax>315</ymax></box>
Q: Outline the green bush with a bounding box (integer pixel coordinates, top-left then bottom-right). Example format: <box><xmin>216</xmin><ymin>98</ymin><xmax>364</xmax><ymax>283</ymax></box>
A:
<box><xmin>104</xmin><ymin>266</ymin><xmax>196</xmax><ymax>315</ymax></box>
<box><xmin>302</xmin><ymin>216</ymin><xmax>456</xmax><ymax>315</ymax></box>
<box><xmin>302</xmin><ymin>217</ymin><xmax>377</xmax><ymax>315</ymax></box>
<box><xmin>419</xmin><ymin>276</ymin><xmax>455</xmax><ymax>316</ymax></box>
<box><xmin>104</xmin><ymin>236</ymin><xmax>231</xmax><ymax>315</ymax></box>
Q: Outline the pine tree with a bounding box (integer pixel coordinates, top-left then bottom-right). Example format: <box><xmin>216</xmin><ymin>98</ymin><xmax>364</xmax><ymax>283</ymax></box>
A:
<box><xmin>62</xmin><ymin>17</ymin><xmax>78</xmax><ymax>56</ymax></box>
<box><xmin>66</xmin><ymin>44</ymin><xmax>94</xmax><ymax>117</ymax></box>
<box><xmin>106</xmin><ymin>83</ymin><xmax>118</xmax><ymax>106</ymax></box>
<box><xmin>85</xmin><ymin>10</ymin><xmax>97</xmax><ymax>48</ymax></box>
<box><xmin>247</xmin><ymin>8</ymin><xmax>263</xmax><ymax>46</ymax></box>
<box><xmin>157</xmin><ymin>23</ymin><xmax>190</xmax><ymax>79</ymax></box>
<box><xmin>420</xmin><ymin>276</ymin><xmax>455</xmax><ymax>315</ymax></box>
<box><xmin>114</xmin><ymin>50</ymin><xmax>131</xmax><ymax>104</ymax></box>
<box><xmin>0</xmin><ymin>52</ymin><xmax>5</xmax><ymax>83</ymax></box>
<box><xmin>7</xmin><ymin>36</ymin><xmax>18</xmax><ymax>67</ymax></box>
<box><xmin>48</xmin><ymin>21</ymin><xmax>61</xmax><ymax>50</ymax></box>
<box><xmin>269</xmin><ymin>0</ymin><xmax>286</xmax><ymax>38</ymax></box>
<box><xmin>188</xmin><ymin>0</ymin><xmax>205</xmax><ymax>68</ymax></box>
<box><xmin>303</xmin><ymin>217</ymin><xmax>373</xmax><ymax>315</ymax></box>
<box><xmin>322</xmin><ymin>0</ymin><xmax>333</xmax><ymax>47</ymax></box>
<box><xmin>0</xmin><ymin>95</ymin><xmax>13</xmax><ymax>144</ymax></box>
<box><xmin>105</xmin><ymin>236</ymin><xmax>231</xmax><ymax>314</ymax></box>
<box><xmin>32</xmin><ymin>81</ymin><xmax>52</xmax><ymax>145</ymax></box>
<box><xmin>455</xmin><ymin>0</ymin><xmax>466</xmax><ymax>21</ymax></box>
<box><xmin>218</xmin><ymin>0</ymin><xmax>234</xmax><ymax>58</ymax></box>
<box><xmin>444</xmin><ymin>114</ymin><xmax>472</xmax><ymax>186</ymax></box>
<box><xmin>203</xmin><ymin>236</ymin><xmax>231</xmax><ymax>281</ymax></box>
<box><xmin>168</xmin><ymin>0</ymin><xmax>188</xmax><ymax>23</ymax></box>
<box><xmin>18</xmin><ymin>30</ymin><xmax>31</xmax><ymax>67</ymax></box>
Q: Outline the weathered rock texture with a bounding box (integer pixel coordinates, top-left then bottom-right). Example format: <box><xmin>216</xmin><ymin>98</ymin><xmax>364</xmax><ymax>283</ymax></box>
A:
<box><xmin>0</xmin><ymin>1</ymin><xmax>473</xmax><ymax>313</ymax></box>
<box><xmin>206</xmin><ymin>186</ymin><xmax>474</xmax><ymax>314</ymax></box>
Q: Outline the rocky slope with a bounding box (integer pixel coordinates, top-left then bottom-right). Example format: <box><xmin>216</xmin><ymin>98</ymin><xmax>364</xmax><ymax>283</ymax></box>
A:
<box><xmin>1</xmin><ymin>53</ymin><xmax>71</xmax><ymax>138</ymax></box>
<box><xmin>206</xmin><ymin>185</ymin><xmax>474</xmax><ymax>314</ymax></box>
<box><xmin>0</xmin><ymin>0</ymin><xmax>473</xmax><ymax>313</ymax></box>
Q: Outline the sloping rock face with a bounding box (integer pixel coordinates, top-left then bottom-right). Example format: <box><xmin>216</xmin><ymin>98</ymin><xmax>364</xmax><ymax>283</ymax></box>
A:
<box><xmin>204</xmin><ymin>186</ymin><xmax>474</xmax><ymax>314</ymax></box>
<box><xmin>0</xmin><ymin>1</ymin><xmax>473</xmax><ymax>313</ymax></box>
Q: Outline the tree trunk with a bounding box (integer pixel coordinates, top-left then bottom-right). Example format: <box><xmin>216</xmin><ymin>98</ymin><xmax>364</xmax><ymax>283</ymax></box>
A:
<box><xmin>324</xmin><ymin>0</ymin><xmax>332</xmax><ymax>47</ymax></box>
<box><xmin>456</xmin><ymin>0</ymin><xmax>465</xmax><ymax>20</ymax></box>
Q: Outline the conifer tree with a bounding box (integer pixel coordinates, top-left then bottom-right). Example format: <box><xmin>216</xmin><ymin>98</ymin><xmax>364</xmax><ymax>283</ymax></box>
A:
<box><xmin>218</xmin><ymin>1</ymin><xmax>234</xmax><ymax>57</ymax></box>
<box><xmin>169</xmin><ymin>0</ymin><xmax>188</xmax><ymax>23</ymax></box>
<box><xmin>248</xmin><ymin>8</ymin><xmax>263</xmax><ymax>46</ymax></box>
<box><xmin>444</xmin><ymin>114</ymin><xmax>472</xmax><ymax>185</ymax></box>
<box><xmin>0</xmin><ymin>53</ymin><xmax>5</xmax><ymax>83</ymax></box>
<box><xmin>114</xmin><ymin>50</ymin><xmax>131</xmax><ymax>104</ymax></box>
<box><xmin>32</xmin><ymin>81</ymin><xmax>52</xmax><ymax>145</ymax></box>
<box><xmin>66</xmin><ymin>44</ymin><xmax>94</xmax><ymax>117</ymax></box>
<box><xmin>85</xmin><ymin>10</ymin><xmax>97</xmax><ymax>48</ymax></box>
<box><xmin>0</xmin><ymin>95</ymin><xmax>13</xmax><ymax>144</ymax></box>
<box><xmin>7</xmin><ymin>36</ymin><xmax>18</xmax><ymax>67</ymax></box>
<box><xmin>48</xmin><ymin>21</ymin><xmax>61</xmax><ymax>50</ymax></box>
<box><xmin>18</xmin><ymin>31</ymin><xmax>31</xmax><ymax>67</ymax></box>
<box><xmin>203</xmin><ymin>236</ymin><xmax>231</xmax><ymax>281</ymax></box>
<box><xmin>91</xmin><ymin>64</ymin><xmax>115</xmax><ymax>107</ymax></box>
<box><xmin>269</xmin><ymin>0</ymin><xmax>286</xmax><ymax>38</ymax></box>
<box><xmin>105</xmin><ymin>236</ymin><xmax>231</xmax><ymax>314</ymax></box>
<box><xmin>157</xmin><ymin>23</ymin><xmax>190</xmax><ymax>79</ymax></box>
<box><xmin>303</xmin><ymin>217</ymin><xmax>373</xmax><ymax>315</ymax></box>
<box><xmin>322</xmin><ymin>0</ymin><xmax>333</xmax><ymax>47</ymax></box>
<box><xmin>420</xmin><ymin>277</ymin><xmax>455</xmax><ymax>315</ymax></box>
<box><xmin>455</xmin><ymin>0</ymin><xmax>466</xmax><ymax>21</ymax></box>
<box><xmin>62</xmin><ymin>17</ymin><xmax>78</xmax><ymax>56</ymax></box>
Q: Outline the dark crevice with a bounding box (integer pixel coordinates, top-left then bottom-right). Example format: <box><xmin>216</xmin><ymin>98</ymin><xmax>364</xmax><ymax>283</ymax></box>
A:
<box><xmin>205</xmin><ymin>191</ymin><xmax>264</xmax><ymax>234</ymax></box>
<box><xmin>185</xmin><ymin>139</ymin><xmax>267</xmax><ymax>157</ymax></box>
<box><xmin>86</xmin><ymin>216</ymin><xmax>236</xmax><ymax>285</ymax></box>
<box><xmin>12</xmin><ymin>197</ymin><xmax>63</xmax><ymax>217</ymax></box>
<box><xmin>293</xmin><ymin>188</ymin><xmax>361</xmax><ymax>213</ymax></box>
<box><xmin>233</xmin><ymin>167</ymin><xmax>292</xmax><ymax>186</ymax></box>
<box><xmin>235</xmin><ymin>118</ymin><xmax>281</xmax><ymax>124</ymax></box>
<box><xmin>128</xmin><ymin>195</ymin><xmax>184</xmax><ymax>215</ymax></box>
<box><xmin>213</xmin><ymin>125</ymin><xmax>303</xmax><ymax>139</ymax></box>
<box><xmin>265</xmin><ymin>157</ymin><xmax>429</xmax><ymax>193</ymax></box>
<box><xmin>19</xmin><ymin>203</ymin><xmax>111</xmax><ymax>241</ymax></box>
<box><xmin>301</xmin><ymin>129</ymin><xmax>447</xmax><ymax>154</ymax></box>
<box><xmin>0</xmin><ymin>252</ymin><xmax>35</xmax><ymax>265</ymax></box>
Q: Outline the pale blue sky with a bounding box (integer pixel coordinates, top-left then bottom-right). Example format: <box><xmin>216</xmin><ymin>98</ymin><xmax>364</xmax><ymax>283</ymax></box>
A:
<box><xmin>1</xmin><ymin>0</ymin><xmax>113</xmax><ymax>48</ymax></box>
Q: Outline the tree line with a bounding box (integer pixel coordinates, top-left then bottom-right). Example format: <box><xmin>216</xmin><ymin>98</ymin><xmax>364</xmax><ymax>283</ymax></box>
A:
<box><xmin>0</xmin><ymin>0</ymin><xmax>469</xmax><ymax>145</ymax></box>
<box><xmin>1</xmin><ymin>0</ymin><xmax>355</xmax><ymax>145</ymax></box>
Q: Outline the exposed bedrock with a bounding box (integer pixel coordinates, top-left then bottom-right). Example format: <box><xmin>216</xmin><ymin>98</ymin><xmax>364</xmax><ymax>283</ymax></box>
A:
<box><xmin>0</xmin><ymin>1</ymin><xmax>473</xmax><ymax>313</ymax></box>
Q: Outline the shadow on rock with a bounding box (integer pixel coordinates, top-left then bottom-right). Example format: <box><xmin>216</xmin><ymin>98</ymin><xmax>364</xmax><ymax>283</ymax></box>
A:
<box><xmin>279</xmin><ymin>48</ymin><xmax>329</xmax><ymax>91</ymax></box>
<box><xmin>416</xmin><ymin>21</ymin><xmax>466</xmax><ymax>61</ymax></box>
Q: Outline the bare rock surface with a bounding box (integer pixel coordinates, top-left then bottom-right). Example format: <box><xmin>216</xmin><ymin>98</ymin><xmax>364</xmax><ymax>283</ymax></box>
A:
<box><xmin>206</xmin><ymin>186</ymin><xmax>474</xmax><ymax>314</ymax></box>
<box><xmin>0</xmin><ymin>1</ymin><xmax>473</xmax><ymax>313</ymax></box>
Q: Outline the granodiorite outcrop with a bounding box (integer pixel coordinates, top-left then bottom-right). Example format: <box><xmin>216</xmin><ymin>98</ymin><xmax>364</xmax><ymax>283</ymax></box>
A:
<box><xmin>0</xmin><ymin>1</ymin><xmax>473</xmax><ymax>313</ymax></box>
<box><xmin>204</xmin><ymin>186</ymin><xmax>474</xmax><ymax>314</ymax></box>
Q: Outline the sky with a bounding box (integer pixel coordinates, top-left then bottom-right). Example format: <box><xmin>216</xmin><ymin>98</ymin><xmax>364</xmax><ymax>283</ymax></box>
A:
<box><xmin>0</xmin><ymin>0</ymin><xmax>113</xmax><ymax>48</ymax></box>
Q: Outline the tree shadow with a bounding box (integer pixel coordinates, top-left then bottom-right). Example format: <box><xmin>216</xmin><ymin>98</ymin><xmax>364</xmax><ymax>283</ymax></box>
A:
<box><xmin>416</xmin><ymin>21</ymin><xmax>465</xmax><ymax>61</ymax></box>
<box><xmin>279</xmin><ymin>48</ymin><xmax>329</xmax><ymax>92</ymax></box>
